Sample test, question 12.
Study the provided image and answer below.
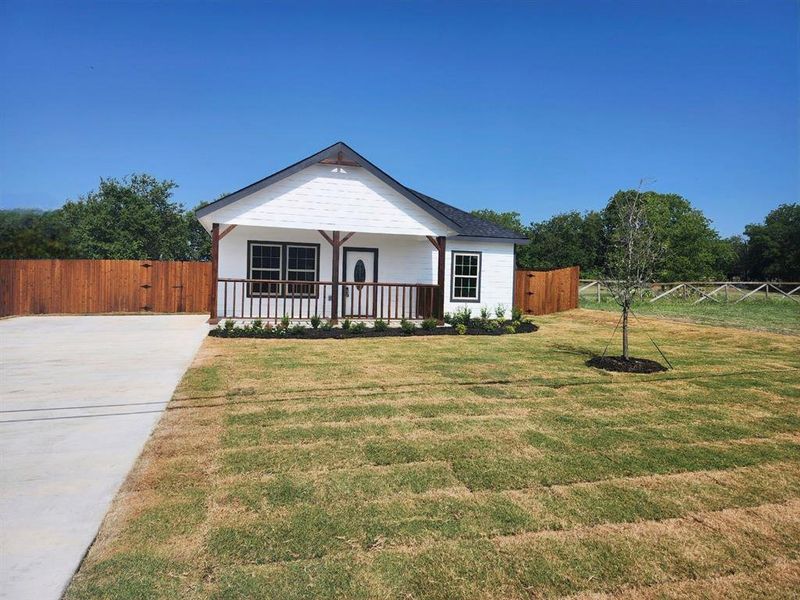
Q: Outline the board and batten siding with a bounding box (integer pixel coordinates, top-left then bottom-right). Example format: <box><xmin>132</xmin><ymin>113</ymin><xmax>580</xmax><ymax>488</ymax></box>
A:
<box><xmin>217</xmin><ymin>225</ymin><xmax>515</xmax><ymax>318</ymax></box>
<box><xmin>200</xmin><ymin>164</ymin><xmax>455</xmax><ymax>237</ymax></box>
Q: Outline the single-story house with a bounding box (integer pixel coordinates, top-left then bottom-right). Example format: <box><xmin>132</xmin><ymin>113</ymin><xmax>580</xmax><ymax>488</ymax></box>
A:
<box><xmin>196</xmin><ymin>142</ymin><xmax>528</xmax><ymax>323</ymax></box>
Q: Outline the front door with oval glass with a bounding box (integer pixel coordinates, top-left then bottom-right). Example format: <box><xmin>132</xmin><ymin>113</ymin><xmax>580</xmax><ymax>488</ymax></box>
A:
<box><xmin>342</xmin><ymin>248</ymin><xmax>378</xmax><ymax>317</ymax></box>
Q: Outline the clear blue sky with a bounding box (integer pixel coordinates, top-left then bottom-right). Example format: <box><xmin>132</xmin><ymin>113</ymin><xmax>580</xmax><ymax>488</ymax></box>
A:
<box><xmin>1</xmin><ymin>1</ymin><xmax>797</xmax><ymax>236</ymax></box>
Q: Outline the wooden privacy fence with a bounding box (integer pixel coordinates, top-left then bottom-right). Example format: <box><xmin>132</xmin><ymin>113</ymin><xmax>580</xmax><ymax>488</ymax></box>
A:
<box><xmin>514</xmin><ymin>266</ymin><xmax>580</xmax><ymax>315</ymax></box>
<box><xmin>0</xmin><ymin>259</ymin><xmax>212</xmax><ymax>317</ymax></box>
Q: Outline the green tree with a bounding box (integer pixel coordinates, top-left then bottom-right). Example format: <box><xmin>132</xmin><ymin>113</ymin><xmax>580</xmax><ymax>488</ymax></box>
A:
<box><xmin>603</xmin><ymin>191</ymin><xmax>729</xmax><ymax>281</ymax></box>
<box><xmin>0</xmin><ymin>209</ymin><xmax>73</xmax><ymax>258</ymax></box>
<box><xmin>60</xmin><ymin>174</ymin><xmax>192</xmax><ymax>260</ymax></box>
<box><xmin>469</xmin><ymin>209</ymin><xmax>527</xmax><ymax>236</ymax></box>
<box><xmin>742</xmin><ymin>203</ymin><xmax>800</xmax><ymax>280</ymax></box>
<box><xmin>521</xmin><ymin>210</ymin><xmax>605</xmax><ymax>274</ymax></box>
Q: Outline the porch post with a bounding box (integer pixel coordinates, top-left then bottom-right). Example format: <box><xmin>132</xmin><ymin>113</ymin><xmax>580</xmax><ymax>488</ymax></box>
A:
<box><xmin>330</xmin><ymin>231</ymin><xmax>340</xmax><ymax>323</ymax></box>
<box><xmin>436</xmin><ymin>236</ymin><xmax>446</xmax><ymax>324</ymax></box>
<box><xmin>209</xmin><ymin>222</ymin><xmax>220</xmax><ymax>324</ymax></box>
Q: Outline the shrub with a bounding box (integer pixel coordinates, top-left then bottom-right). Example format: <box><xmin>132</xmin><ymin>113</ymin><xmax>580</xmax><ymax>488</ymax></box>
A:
<box><xmin>289</xmin><ymin>324</ymin><xmax>306</xmax><ymax>336</ymax></box>
<box><xmin>223</xmin><ymin>319</ymin><xmax>236</xmax><ymax>332</ymax></box>
<box><xmin>251</xmin><ymin>319</ymin><xmax>263</xmax><ymax>331</ymax></box>
<box><xmin>320</xmin><ymin>320</ymin><xmax>334</xmax><ymax>331</ymax></box>
<box><xmin>512</xmin><ymin>320</ymin><xmax>522</xmax><ymax>329</ymax></box>
<box><xmin>350</xmin><ymin>322</ymin><xmax>367</xmax><ymax>334</ymax></box>
<box><xmin>279</xmin><ymin>315</ymin><xmax>290</xmax><ymax>329</ymax></box>
<box><xmin>373</xmin><ymin>319</ymin><xmax>389</xmax><ymax>332</ymax></box>
<box><xmin>504</xmin><ymin>324</ymin><xmax>516</xmax><ymax>334</ymax></box>
<box><xmin>400</xmin><ymin>319</ymin><xmax>416</xmax><ymax>334</ymax></box>
<box><xmin>341</xmin><ymin>318</ymin><xmax>352</xmax><ymax>331</ymax></box>
<box><xmin>310</xmin><ymin>315</ymin><xmax>322</xmax><ymax>329</ymax></box>
<box><xmin>420</xmin><ymin>318</ymin><xmax>438</xmax><ymax>331</ymax></box>
<box><xmin>452</xmin><ymin>306</ymin><xmax>472</xmax><ymax>326</ymax></box>
<box><xmin>443</xmin><ymin>312</ymin><xmax>453</xmax><ymax>325</ymax></box>
<box><xmin>480</xmin><ymin>306</ymin><xmax>492</xmax><ymax>320</ymax></box>
<box><xmin>495</xmin><ymin>305</ymin><xmax>506</xmax><ymax>320</ymax></box>
<box><xmin>455</xmin><ymin>323</ymin><xmax>467</xmax><ymax>335</ymax></box>
<box><xmin>480</xmin><ymin>319</ymin><xmax>499</xmax><ymax>332</ymax></box>
<box><xmin>511</xmin><ymin>306</ymin><xmax>523</xmax><ymax>322</ymax></box>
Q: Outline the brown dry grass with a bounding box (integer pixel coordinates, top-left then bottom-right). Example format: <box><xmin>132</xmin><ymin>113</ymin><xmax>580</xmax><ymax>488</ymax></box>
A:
<box><xmin>66</xmin><ymin>310</ymin><xmax>800</xmax><ymax>599</ymax></box>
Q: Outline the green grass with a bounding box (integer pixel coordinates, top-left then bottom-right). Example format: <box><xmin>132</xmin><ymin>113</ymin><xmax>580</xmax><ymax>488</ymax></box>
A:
<box><xmin>66</xmin><ymin>311</ymin><xmax>800</xmax><ymax>599</ymax></box>
<box><xmin>581</xmin><ymin>296</ymin><xmax>800</xmax><ymax>334</ymax></box>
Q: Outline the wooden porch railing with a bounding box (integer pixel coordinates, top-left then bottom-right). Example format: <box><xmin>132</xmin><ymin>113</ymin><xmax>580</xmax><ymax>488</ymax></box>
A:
<box><xmin>216</xmin><ymin>278</ymin><xmax>440</xmax><ymax>322</ymax></box>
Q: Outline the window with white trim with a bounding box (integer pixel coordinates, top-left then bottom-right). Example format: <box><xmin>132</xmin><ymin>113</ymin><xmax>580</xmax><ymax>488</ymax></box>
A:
<box><xmin>451</xmin><ymin>252</ymin><xmax>480</xmax><ymax>301</ymax></box>
<box><xmin>248</xmin><ymin>242</ymin><xmax>319</xmax><ymax>297</ymax></box>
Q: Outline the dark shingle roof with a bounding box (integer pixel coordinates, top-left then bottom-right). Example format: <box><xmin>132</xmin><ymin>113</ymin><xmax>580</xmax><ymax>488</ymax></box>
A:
<box><xmin>406</xmin><ymin>189</ymin><xmax>527</xmax><ymax>242</ymax></box>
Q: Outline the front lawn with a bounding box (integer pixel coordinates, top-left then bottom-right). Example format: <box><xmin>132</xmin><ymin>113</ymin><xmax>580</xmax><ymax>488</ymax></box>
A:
<box><xmin>66</xmin><ymin>310</ymin><xmax>800</xmax><ymax>599</ymax></box>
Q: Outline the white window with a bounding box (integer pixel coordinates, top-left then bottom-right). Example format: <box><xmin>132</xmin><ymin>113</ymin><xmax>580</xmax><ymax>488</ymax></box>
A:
<box><xmin>451</xmin><ymin>252</ymin><xmax>481</xmax><ymax>302</ymax></box>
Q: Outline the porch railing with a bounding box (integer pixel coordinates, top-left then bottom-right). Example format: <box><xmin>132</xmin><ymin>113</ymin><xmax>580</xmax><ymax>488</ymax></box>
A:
<box><xmin>216</xmin><ymin>278</ymin><xmax>440</xmax><ymax>322</ymax></box>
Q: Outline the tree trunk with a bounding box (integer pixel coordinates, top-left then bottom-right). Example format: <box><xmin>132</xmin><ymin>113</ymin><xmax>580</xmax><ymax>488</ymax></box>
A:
<box><xmin>622</xmin><ymin>305</ymin><xmax>629</xmax><ymax>360</ymax></box>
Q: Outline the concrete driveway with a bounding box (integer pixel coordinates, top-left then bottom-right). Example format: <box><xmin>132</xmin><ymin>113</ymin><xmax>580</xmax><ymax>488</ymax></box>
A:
<box><xmin>0</xmin><ymin>315</ymin><xmax>209</xmax><ymax>600</ymax></box>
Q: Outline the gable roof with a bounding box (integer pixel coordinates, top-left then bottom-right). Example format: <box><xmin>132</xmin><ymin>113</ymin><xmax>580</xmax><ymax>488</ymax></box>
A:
<box><xmin>196</xmin><ymin>142</ymin><xmax>529</xmax><ymax>243</ymax></box>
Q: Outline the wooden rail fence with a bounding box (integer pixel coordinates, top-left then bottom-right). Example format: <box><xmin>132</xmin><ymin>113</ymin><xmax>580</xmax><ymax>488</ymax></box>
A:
<box><xmin>579</xmin><ymin>279</ymin><xmax>800</xmax><ymax>304</ymax></box>
<box><xmin>0</xmin><ymin>259</ymin><xmax>211</xmax><ymax>317</ymax></box>
<box><xmin>514</xmin><ymin>266</ymin><xmax>580</xmax><ymax>315</ymax></box>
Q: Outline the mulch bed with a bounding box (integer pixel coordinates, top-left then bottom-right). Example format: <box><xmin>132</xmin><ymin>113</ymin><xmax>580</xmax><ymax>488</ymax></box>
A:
<box><xmin>586</xmin><ymin>355</ymin><xmax>668</xmax><ymax>373</ymax></box>
<box><xmin>209</xmin><ymin>321</ymin><xmax>538</xmax><ymax>339</ymax></box>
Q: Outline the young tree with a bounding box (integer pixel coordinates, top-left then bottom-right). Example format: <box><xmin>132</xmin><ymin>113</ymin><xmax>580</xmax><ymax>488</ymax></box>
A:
<box><xmin>604</xmin><ymin>186</ymin><xmax>663</xmax><ymax>360</ymax></box>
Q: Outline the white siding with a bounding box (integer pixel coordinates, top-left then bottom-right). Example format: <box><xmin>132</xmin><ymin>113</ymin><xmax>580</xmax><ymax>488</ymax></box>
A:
<box><xmin>201</xmin><ymin>164</ymin><xmax>454</xmax><ymax>237</ymax></box>
<box><xmin>216</xmin><ymin>225</ymin><xmax>515</xmax><ymax>320</ymax></box>
<box><xmin>443</xmin><ymin>240</ymin><xmax>515</xmax><ymax>315</ymax></box>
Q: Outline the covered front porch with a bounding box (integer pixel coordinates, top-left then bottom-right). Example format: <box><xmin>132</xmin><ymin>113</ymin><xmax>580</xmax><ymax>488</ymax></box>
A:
<box><xmin>209</xmin><ymin>224</ymin><xmax>447</xmax><ymax>324</ymax></box>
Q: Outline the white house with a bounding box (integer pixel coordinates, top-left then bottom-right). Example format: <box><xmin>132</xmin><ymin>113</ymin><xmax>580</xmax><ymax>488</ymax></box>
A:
<box><xmin>196</xmin><ymin>142</ymin><xmax>528</xmax><ymax>324</ymax></box>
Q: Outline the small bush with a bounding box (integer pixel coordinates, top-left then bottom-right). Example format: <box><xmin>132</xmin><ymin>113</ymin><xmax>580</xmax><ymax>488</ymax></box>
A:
<box><xmin>279</xmin><ymin>315</ymin><xmax>290</xmax><ymax>329</ymax></box>
<box><xmin>350</xmin><ymin>322</ymin><xmax>367</xmax><ymax>334</ymax></box>
<box><xmin>373</xmin><ymin>319</ymin><xmax>389</xmax><ymax>332</ymax></box>
<box><xmin>341</xmin><ymin>318</ymin><xmax>352</xmax><ymax>331</ymax></box>
<box><xmin>420</xmin><ymin>318</ymin><xmax>438</xmax><ymax>331</ymax></box>
<box><xmin>400</xmin><ymin>319</ymin><xmax>416</xmax><ymax>334</ymax></box>
<box><xmin>480</xmin><ymin>319</ymin><xmax>499</xmax><ymax>332</ymax></box>
<box><xmin>289</xmin><ymin>324</ymin><xmax>306</xmax><ymax>336</ymax></box>
<box><xmin>443</xmin><ymin>312</ymin><xmax>453</xmax><ymax>325</ymax></box>
<box><xmin>320</xmin><ymin>320</ymin><xmax>334</xmax><ymax>331</ymax></box>
<box><xmin>504</xmin><ymin>324</ymin><xmax>516</xmax><ymax>334</ymax></box>
<box><xmin>223</xmin><ymin>319</ymin><xmax>236</xmax><ymax>332</ymax></box>
<box><xmin>310</xmin><ymin>315</ymin><xmax>321</xmax><ymax>329</ymax></box>
<box><xmin>452</xmin><ymin>306</ymin><xmax>472</xmax><ymax>326</ymax></box>
<box><xmin>511</xmin><ymin>306</ymin><xmax>523</xmax><ymax>322</ymax></box>
<box><xmin>512</xmin><ymin>320</ymin><xmax>522</xmax><ymax>329</ymax></box>
<box><xmin>480</xmin><ymin>306</ymin><xmax>492</xmax><ymax>320</ymax></box>
<box><xmin>495</xmin><ymin>305</ymin><xmax>506</xmax><ymax>319</ymax></box>
<box><xmin>251</xmin><ymin>319</ymin><xmax>263</xmax><ymax>331</ymax></box>
<box><xmin>455</xmin><ymin>323</ymin><xmax>467</xmax><ymax>335</ymax></box>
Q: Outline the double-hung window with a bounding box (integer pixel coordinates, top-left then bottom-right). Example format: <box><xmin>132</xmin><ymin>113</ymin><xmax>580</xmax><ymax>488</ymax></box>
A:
<box><xmin>450</xmin><ymin>251</ymin><xmax>481</xmax><ymax>302</ymax></box>
<box><xmin>248</xmin><ymin>241</ymin><xmax>319</xmax><ymax>297</ymax></box>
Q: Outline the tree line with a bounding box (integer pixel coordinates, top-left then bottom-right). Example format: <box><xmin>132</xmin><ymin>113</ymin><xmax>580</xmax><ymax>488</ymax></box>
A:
<box><xmin>0</xmin><ymin>174</ymin><xmax>212</xmax><ymax>262</ymax></box>
<box><xmin>1</xmin><ymin>174</ymin><xmax>797</xmax><ymax>281</ymax></box>
<box><xmin>474</xmin><ymin>192</ymin><xmax>799</xmax><ymax>281</ymax></box>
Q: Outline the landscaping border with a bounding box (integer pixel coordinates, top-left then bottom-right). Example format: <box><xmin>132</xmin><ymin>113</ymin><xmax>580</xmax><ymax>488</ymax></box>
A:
<box><xmin>209</xmin><ymin>320</ymin><xmax>538</xmax><ymax>339</ymax></box>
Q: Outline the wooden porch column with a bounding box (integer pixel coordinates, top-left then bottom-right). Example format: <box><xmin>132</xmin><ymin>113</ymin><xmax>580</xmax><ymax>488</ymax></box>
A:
<box><xmin>436</xmin><ymin>236</ymin><xmax>446</xmax><ymax>324</ymax></box>
<box><xmin>209</xmin><ymin>222</ymin><xmax>220</xmax><ymax>323</ymax></box>
<box><xmin>330</xmin><ymin>231</ymin><xmax>341</xmax><ymax>323</ymax></box>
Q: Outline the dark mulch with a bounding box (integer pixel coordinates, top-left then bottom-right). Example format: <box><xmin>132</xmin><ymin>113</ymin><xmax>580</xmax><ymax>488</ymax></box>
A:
<box><xmin>209</xmin><ymin>321</ymin><xmax>538</xmax><ymax>340</ymax></box>
<box><xmin>586</xmin><ymin>355</ymin><xmax>668</xmax><ymax>373</ymax></box>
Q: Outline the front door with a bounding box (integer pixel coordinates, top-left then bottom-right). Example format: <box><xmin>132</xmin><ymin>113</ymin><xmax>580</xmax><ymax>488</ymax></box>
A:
<box><xmin>342</xmin><ymin>248</ymin><xmax>378</xmax><ymax>317</ymax></box>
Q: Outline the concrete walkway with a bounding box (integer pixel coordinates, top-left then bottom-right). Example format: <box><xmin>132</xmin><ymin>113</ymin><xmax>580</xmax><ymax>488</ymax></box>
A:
<box><xmin>0</xmin><ymin>315</ymin><xmax>209</xmax><ymax>600</ymax></box>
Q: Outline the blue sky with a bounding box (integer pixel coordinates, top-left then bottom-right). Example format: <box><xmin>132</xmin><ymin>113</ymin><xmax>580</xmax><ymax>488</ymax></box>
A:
<box><xmin>1</xmin><ymin>0</ymin><xmax>797</xmax><ymax>236</ymax></box>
